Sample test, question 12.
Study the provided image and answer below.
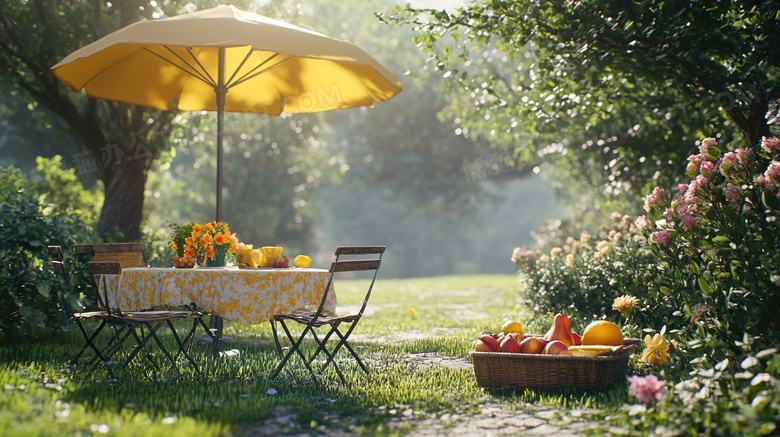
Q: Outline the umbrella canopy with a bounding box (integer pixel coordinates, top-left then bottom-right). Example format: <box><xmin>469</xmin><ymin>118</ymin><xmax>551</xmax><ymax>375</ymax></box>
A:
<box><xmin>51</xmin><ymin>4</ymin><xmax>402</xmax><ymax>221</ymax></box>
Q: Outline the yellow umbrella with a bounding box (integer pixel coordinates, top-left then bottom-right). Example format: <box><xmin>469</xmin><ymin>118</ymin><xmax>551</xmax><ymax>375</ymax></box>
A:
<box><xmin>51</xmin><ymin>4</ymin><xmax>402</xmax><ymax>222</ymax></box>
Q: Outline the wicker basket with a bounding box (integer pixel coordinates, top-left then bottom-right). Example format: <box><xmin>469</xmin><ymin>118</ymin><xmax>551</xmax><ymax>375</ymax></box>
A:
<box><xmin>470</xmin><ymin>338</ymin><xmax>640</xmax><ymax>391</ymax></box>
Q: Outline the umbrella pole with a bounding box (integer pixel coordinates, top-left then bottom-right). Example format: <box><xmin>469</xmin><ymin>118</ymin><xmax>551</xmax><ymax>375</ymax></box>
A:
<box><xmin>210</xmin><ymin>47</ymin><xmax>227</xmax><ymax>355</ymax></box>
<box><xmin>216</xmin><ymin>47</ymin><xmax>226</xmax><ymax>224</ymax></box>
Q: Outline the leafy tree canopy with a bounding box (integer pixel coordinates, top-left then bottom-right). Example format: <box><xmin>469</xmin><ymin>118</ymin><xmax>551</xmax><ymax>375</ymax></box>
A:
<box><xmin>0</xmin><ymin>0</ymin><xmax>253</xmax><ymax>240</ymax></box>
<box><xmin>384</xmin><ymin>0</ymin><xmax>780</xmax><ymax>215</ymax></box>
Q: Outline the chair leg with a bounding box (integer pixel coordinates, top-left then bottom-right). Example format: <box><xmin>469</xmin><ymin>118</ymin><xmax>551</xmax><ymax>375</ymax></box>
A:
<box><xmin>270</xmin><ymin>319</ymin><xmax>318</xmax><ymax>380</ymax></box>
<box><xmin>72</xmin><ymin>319</ymin><xmax>107</xmax><ymax>364</ymax></box>
<box><xmin>306</xmin><ymin>323</ymin><xmax>339</xmax><ymax>365</ymax></box>
<box><xmin>270</xmin><ymin>319</ymin><xmax>284</xmax><ymax>359</ymax></box>
<box><xmin>328</xmin><ymin>325</ymin><xmax>368</xmax><ymax>373</ymax></box>
<box><xmin>146</xmin><ymin>321</ymin><xmax>182</xmax><ymax>371</ymax></box>
<box><xmin>74</xmin><ymin>319</ymin><xmax>116</xmax><ymax>379</ymax></box>
<box><xmin>89</xmin><ymin>323</ymin><xmax>137</xmax><ymax>368</ymax></box>
<box><xmin>308</xmin><ymin>328</ymin><xmax>346</xmax><ymax>383</ymax></box>
<box><xmin>198</xmin><ymin>316</ymin><xmax>216</xmax><ymax>342</ymax></box>
<box><xmin>166</xmin><ymin>319</ymin><xmax>200</xmax><ymax>374</ymax></box>
<box><xmin>123</xmin><ymin>321</ymin><xmax>168</xmax><ymax>369</ymax></box>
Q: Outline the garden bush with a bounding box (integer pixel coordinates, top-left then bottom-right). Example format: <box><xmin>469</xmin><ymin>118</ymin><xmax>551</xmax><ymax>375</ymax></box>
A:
<box><xmin>0</xmin><ymin>164</ymin><xmax>95</xmax><ymax>336</ymax></box>
<box><xmin>512</xmin><ymin>135</ymin><xmax>780</xmax><ymax>435</ymax></box>
<box><xmin>511</xmin><ymin>215</ymin><xmax>660</xmax><ymax>330</ymax></box>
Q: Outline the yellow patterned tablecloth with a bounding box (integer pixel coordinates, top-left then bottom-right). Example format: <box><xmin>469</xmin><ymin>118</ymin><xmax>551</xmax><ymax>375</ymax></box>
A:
<box><xmin>98</xmin><ymin>267</ymin><xmax>335</xmax><ymax>325</ymax></box>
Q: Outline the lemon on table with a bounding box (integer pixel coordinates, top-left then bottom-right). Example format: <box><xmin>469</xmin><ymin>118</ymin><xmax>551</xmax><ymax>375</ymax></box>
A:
<box><xmin>501</xmin><ymin>320</ymin><xmax>524</xmax><ymax>337</ymax></box>
<box><xmin>581</xmin><ymin>320</ymin><xmax>624</xmax><ymax>346</ymax></box>
<box><xmin>294</xmin><ymin>255</ymin><xmax>312</xmax><ymax>268</ymax></box>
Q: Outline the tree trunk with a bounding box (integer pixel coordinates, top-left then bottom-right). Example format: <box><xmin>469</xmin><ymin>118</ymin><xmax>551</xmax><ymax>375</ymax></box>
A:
<box><xmin>718</xmin><ymin>79</ymin><xmax>771</xmax><ymax>146</ymax></box>
<box><xmin>96</xmin><ymin>156</ymin><xmax>147</xmax><ymax>241</ymax></box>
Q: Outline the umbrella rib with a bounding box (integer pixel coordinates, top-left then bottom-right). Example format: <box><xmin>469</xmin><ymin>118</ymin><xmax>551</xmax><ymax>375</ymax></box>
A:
<box><xmin>230</xmin><ymin>53</ymin><xmax>291</xmax><ymax>88</ymax></box>
<box><xmin>224</xmin><ymin>48</ymin><xmax>255</xmax><ymax>88</ymax></box>
<box><xmin>142</xmin><ymin>46</ymin><xmax>215</xmax><ymax>87</ymax></box>
<box><xmin>183</xmin><ymin>47</ymin><xmax>218</xmax><ymax>87</ymax></box>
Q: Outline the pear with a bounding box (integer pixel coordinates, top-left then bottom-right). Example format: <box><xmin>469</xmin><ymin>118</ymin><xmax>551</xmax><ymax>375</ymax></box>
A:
<box><xmin>544</xmin><ymin>313</ymin><xmax>576</xmax><ymax>347</ymax></box>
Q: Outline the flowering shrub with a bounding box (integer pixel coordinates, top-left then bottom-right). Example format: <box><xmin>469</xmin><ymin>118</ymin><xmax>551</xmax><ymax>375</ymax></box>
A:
<box><xmin>511</xmin><ymin>215</ymin><xmax>660</xmax><ymax>330</ymax></box>
<box><xmin>515</xmin><ymin>136</ymin><xmax>780</xmax><ymax>435</ymax></box>
<box><xmin>183</xmin><ymin>221</ymin><xmax>238</xmax><ymax>261</ymax></box>
<box><xmin>637</xmin><ymin>136</ymin><xmax>780</xmax><ymax>356</ymax></box>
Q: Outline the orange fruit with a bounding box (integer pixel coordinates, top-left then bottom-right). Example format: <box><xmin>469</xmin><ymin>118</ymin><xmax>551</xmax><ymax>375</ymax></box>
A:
<box><xmin>501</xmin><ymin>320</ymin><xmax>524</xmax><ymax>337</ymax></box>
<box><xmin>294</xmin><ymin>255</ymin><xmax>312</xmax><ymax>268</ymax></box>
<box><xmin>581</xmin><ymin>320</ymin><xmax>624</xmax><ymax>346</ymax></box>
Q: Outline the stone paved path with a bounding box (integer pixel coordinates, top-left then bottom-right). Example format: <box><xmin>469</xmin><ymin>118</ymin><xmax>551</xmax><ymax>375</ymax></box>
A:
<box><xmin>248</xmin><ymin>400</ymin><xmax>608</xmax><ymax>436</ymax></box>
<box><xmin>248</xmin><ymin>352</ymin><xmax>613</xmax><ymax>437</ymax></box>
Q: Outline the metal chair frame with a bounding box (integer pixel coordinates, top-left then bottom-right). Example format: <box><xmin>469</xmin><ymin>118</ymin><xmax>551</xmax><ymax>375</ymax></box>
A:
<box><xmin>49</xmin><ymin>244</ymin><xmax>214</xmax><ymax>378</ymax></box>
<box><xmin>270</xmin><ymin>246</ymin><xmax>385</xmax><ymax>383</ymax></box>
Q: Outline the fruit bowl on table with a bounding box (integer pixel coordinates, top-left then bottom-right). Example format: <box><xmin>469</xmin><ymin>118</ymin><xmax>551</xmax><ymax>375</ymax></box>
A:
<box><xmin>172</xmin><ymin>256</ymin><xmax>196</xmax><ymax>268</ymax></box>
<box><xmin>469</xmin><ymin>338</ymin><xmax>640</xmax><ymax>391</ymax></box>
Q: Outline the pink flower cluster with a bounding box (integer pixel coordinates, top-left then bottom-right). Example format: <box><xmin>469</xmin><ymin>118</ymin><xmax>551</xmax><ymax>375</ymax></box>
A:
<box><xmin>765</xmin><ymin>161</ymin><xmax>780</xmax><ymax>184</ymax></box>
<box><xmin>511</xmin><ymin>247</ymin><xmax>533</xmax><ymax>264</ymax></box>
<box><xmin>641</xmin><ymin>136</ymin><xmax>780</xmax><ymax>241</ymax></box>
<box><xmin>762</xmin><ymin>136</ymin><xmax>780</xmax><ymax>154</ymax></box>
<box><xmin>627</xmin><ymin>374</ymin><xmax>666</xmax><ymax>403</ymax></box>
<box><xmin>642</xmin><ymin>187</ymin><xmax>666</xmax><ymax>213</ymax></box>
<box><xmin>650</xmin><ymin>230</ymin><xmax>670</xmax><ymax>246</ymax></box>
<box><xmin>634</xmin><ymin>215</ymin><xmax>652</xmax><ymax>230</ymax></box>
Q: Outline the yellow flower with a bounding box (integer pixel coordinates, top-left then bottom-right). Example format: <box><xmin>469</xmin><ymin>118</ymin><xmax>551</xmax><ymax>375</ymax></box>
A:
<box><xmin>565</xmin><ymin>253</ymin><xmax>575</xmax><ymax>268</ymax></box>
<box><xmin>409</xmin><ymin>308</ymin><xmax>418</xmax><ymax>317</ymax></box>
<box><xmin>597</xmin><ymin>240</ymin><xmax>612</xmax><ymax>255</ymax></box>
<box><xmin>642</xmin><ymin>333</ymin><xmax>670</xmax><ymax>366</ymax></box>
<box><xmin>612</xmin><ymin>294</ymin><xmax>639</xmax><ymax>318</ymax></box>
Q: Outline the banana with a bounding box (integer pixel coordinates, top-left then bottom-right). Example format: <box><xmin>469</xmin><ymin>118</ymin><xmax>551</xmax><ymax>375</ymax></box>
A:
<box><xmin>568</xmin><ymin>345</ymin><xmax>619</xmax><ymax>357</ymax></box>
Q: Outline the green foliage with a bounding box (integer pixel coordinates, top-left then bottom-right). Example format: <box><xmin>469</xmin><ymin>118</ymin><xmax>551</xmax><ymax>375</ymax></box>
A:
<box><xmin>0</xmin><ymin>166</ymin><xmax>92</xmax><ymax>336</ymax></box>
<box><xmin>639</xmin><ymin>135</ymin><xmax>779</xmax><ymax>359</ymax></box>
<box><xmin>510</xmin><ymin>135</ymin><xmax>780</xmax><ymax>435</ymax></box>
<box><xmin>29</xmin><ymin>155</ymin><xmax>102</xmax><ymax>223</ymax></box>
<box><xmin>166</xmin><ymin>221</ymin><xmax>196</xmax><ymax>257</ymax></box>
<box><xmin>384</xmin><ymin>0</ymin><xmax>779</xmax><ymax>215</ymax></box>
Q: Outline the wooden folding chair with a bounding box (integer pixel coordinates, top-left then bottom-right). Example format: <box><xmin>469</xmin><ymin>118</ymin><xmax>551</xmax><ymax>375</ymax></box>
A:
<box><xmin>49</xmin><ymin>246</ymin><xmax>141</xmax><ymax>378</ymax></box>
<box><xmin>50</xmin><ymin>244</ymin><xmax>212</xmax><ymax>378</ymax></box>
<box><xmin>270</xmin><ymin>246</ymin><xmax>385</xmax><ymax>383</ymax></box>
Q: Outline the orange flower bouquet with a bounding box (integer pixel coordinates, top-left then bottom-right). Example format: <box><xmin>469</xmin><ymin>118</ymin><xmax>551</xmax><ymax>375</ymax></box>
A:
<box><xmin>183</xmin><ymin>221</ymin><xmax>238</xmax><ymax>266</ymax></box>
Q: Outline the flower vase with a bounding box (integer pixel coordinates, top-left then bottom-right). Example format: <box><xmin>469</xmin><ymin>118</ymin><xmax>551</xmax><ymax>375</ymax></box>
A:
<box><xmin>206</xmin><ymin>250</ymin><xmax>227</xmax><ymax>267</ymax></box>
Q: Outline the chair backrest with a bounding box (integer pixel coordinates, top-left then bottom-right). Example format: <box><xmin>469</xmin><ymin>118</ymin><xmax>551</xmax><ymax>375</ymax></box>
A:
<box><xmin>47</xmin><ymin>246</ymin><xmax>71</xmax><ymax>315</ymax></box>
<box><xmin>48</xmin><ymin>245</ymin><xmax>64</xmax><ymax>262</ymax></box>
<box><xmin>314</xmin><ymin>246</ymin><xmax>385</xmax><ymax>320</ymax></box>
<box><xmin>74</xmin><ymin>243</ymin><xmax>146</xmax><ymax>268</ymax></box>
<box><xmin>87</xmin><ymin>261</ymin><xmax>123</xmax><ymax>314</ymax></box>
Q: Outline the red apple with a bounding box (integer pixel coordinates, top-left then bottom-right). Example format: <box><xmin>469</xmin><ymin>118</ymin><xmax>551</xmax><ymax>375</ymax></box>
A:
<box><xmin>273</xmin><ymin>256</ymin><xmax>290</xmax><ymax>268</ymax></box>
<box><xmin>500</xmin><ymin>336</ymin><xmax>522</xmax><ymax>353</ymax></box>
<box><xmin>543</xmin><ymin>340</ymin><xmax>571</xmax><ymax>355</ymax></box>
<box><xmin>478</xmin><ymin>334</ymin><xmax>500</xmax><ymax>352</ymax></box>
<box><xmin>572</xmin><ymin>332</ymin><xmax>582</xmax><ymax>346</ymax></box>
<box><xmin>518</xmin><ymin>336</ymin><xmax>545</xmax><ymax>354</ymax></box>
<box><xmin>474</xmin><ymin>339</ymin><xmax>492</xmax><ymax>352</ymax></box>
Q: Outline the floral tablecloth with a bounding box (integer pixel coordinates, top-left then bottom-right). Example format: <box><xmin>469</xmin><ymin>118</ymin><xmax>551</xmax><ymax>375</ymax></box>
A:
<box><xmin>97</xmin><ymin>266</ymin><xmax>335</xmax><ymax>324</ymax></box>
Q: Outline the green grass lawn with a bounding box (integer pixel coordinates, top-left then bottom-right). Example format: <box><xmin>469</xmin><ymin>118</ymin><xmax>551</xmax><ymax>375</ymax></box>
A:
<box><xmin>0</xmin><ymin>274</ymin><xmax>635</xmax><ymax>436</ymax></box>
